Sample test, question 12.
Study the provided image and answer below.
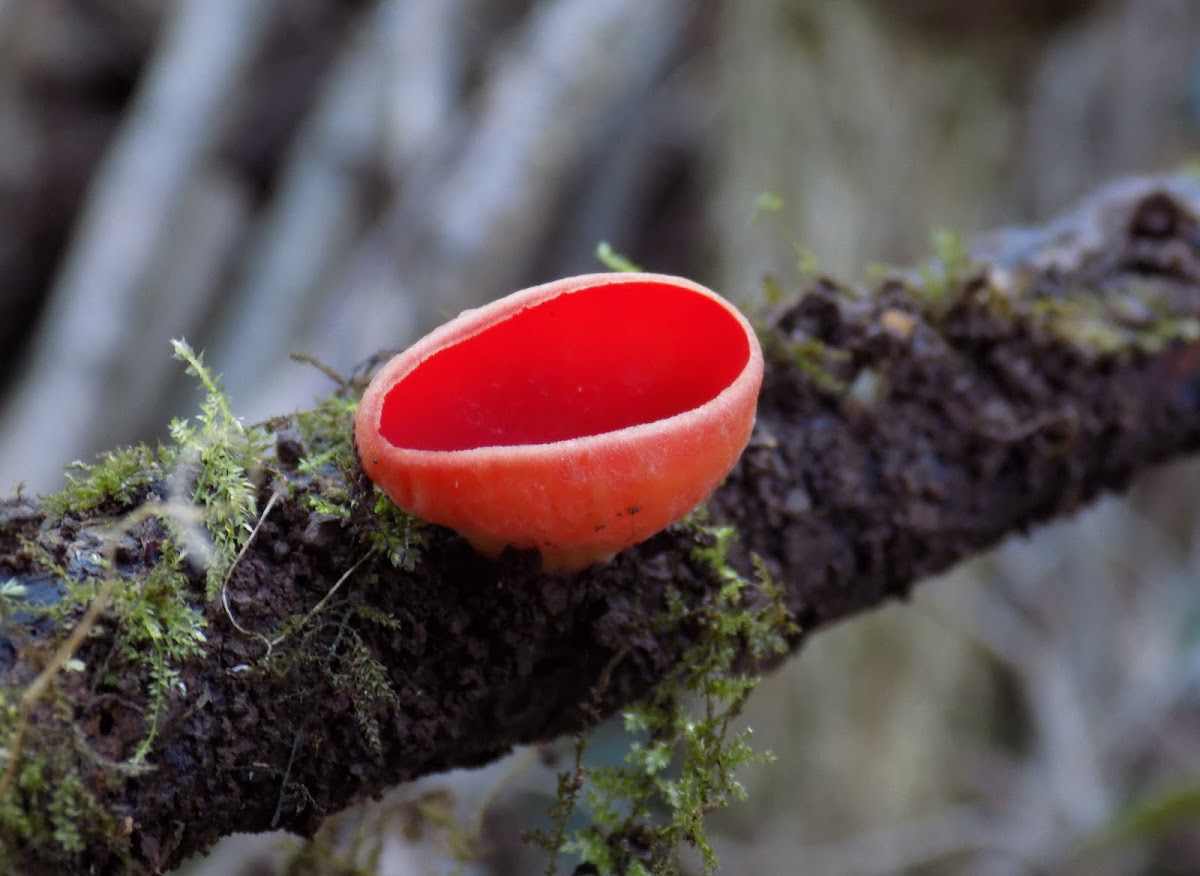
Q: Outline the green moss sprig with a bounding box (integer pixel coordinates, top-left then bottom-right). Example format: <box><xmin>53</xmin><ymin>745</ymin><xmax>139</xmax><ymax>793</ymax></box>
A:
<box><xmin>167</xmin><ymin>339</ymin><xmax>270</xmax><ymax>599</ymax></box>
<box><xmin>532</xmin><ymin>518</ymin><xmax>795</xmax><ymax>875</ymax></box>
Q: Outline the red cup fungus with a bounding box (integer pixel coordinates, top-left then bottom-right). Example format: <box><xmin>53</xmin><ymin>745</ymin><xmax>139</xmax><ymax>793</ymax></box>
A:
<box><xmin>354</xmin><ymin>272</ymin><xmax>764</xmax><ymax>572</ymax></box>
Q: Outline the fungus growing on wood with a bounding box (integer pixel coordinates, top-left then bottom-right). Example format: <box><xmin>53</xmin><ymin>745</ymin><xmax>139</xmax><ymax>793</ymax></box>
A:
<box><xmin>355</xmin><ymin>272</ymin><xmax>763</xmax><ymax>571</ymax></box>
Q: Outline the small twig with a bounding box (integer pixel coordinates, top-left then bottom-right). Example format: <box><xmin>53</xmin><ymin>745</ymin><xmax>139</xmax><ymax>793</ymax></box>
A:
<box><xmin>288</xmin><ymin>353</ymin><xmax>349</xmax><ymax>388</ymax></box>
<box><xmin>269</xmin><ymin>552</ymin><xmax>373</xmax><ymax>651</ymax></box>
<box><xmin>220</xmin><ymin>490</ymin><xmax>281</xmax><ymax>655</ymax></box>
<box><xmin>272</xmin><ymin>715</ymin><xmax>311</xmax><ymax>829</ymax></box>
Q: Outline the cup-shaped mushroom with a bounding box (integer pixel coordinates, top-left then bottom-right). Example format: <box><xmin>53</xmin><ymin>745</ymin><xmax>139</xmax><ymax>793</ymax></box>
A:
<box><xmin>355</xmin><ymin>272</ymin><xmax>763</xmax><ymax>572</ymax></box>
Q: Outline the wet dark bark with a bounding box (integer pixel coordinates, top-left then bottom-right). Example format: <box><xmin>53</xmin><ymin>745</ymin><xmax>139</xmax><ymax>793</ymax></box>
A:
<box><xmin>6</xmin><ymin>175</ymin><xmax>1200</xmax><ymax>873</ymax></box>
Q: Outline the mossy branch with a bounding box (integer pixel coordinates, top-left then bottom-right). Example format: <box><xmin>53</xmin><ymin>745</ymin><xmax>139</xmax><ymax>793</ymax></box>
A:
<box><xmin>5</xmin><ymin>174</ymin><xmax>1200</xmax><ymax>874</ymax></box>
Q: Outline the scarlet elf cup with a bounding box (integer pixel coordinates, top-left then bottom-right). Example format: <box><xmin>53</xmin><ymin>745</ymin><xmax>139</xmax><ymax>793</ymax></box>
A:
<box><xmin>355</xmin><ymin>272</ymin><xmax>764</xmax><ymax>572</ymax></box>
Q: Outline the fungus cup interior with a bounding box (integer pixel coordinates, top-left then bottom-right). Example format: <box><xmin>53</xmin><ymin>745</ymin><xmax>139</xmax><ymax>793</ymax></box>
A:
<box><xmin>378</xmin><ymin>279</ymin><xmax>752</xmax><ymax>451</ymax></box>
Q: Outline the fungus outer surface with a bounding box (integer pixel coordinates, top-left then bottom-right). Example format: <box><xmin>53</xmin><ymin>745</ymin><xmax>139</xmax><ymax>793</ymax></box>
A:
<box><xmin>355</xmin><ymin>273</ymin><xmax>763</xmax><ymax>571</ymax></box>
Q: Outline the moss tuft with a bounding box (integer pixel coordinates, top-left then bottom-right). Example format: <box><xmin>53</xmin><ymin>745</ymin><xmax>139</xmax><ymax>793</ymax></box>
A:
<box><xmin>531</xmin><ymin>515</ymin><xmax>795</xmax><ymax>875</ymax></box>
<box><xmin>111</xmin><ymin>545</ymin><xmax>207</xmax><ymax>763</ymax></box>
<box><xmin>916</xmin><ymin>227</ymin><xmax>975</xmax><ymax>309</ymax></box>
<box><xmin>764</xmin><ymin>334</ymin><xmax>851</xmax><ymax>394</ymax></box>
<box><xmin>0</xmin><ymin>682</ymin><xmax>128</xmax><ymax>870</ymax></box>
<box><xmin>168</xmin><ymin>339</ymin><xmax>270</xmax><ymax>599</ymax></box>
<box><xmin>294</xmin><ymin>393</ymin><xmax>359</xmax><ymax>486</ymax></box>
<box><xmin>594</xmin><ymin>242</ymin><xmax>642</xmax><ymax>273</ymax></box>
<box><xmin>42</xmin><ymin>444</ymin><xmax>163</xmax><ymax>521</ymax></box>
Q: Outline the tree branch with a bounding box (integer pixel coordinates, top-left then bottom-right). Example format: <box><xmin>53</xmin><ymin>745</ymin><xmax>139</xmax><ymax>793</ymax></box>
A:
<box><xmin>5</xmin><ymin>174</ymin><xmax>1200</xmax><ymax>874</ymax></box>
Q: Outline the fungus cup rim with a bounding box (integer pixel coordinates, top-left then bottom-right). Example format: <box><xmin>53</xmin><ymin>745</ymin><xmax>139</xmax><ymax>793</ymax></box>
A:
<box><xmin>355</xmin><ymin>272</ymin><xmax>762</xmax><ymax>461</ymax></box>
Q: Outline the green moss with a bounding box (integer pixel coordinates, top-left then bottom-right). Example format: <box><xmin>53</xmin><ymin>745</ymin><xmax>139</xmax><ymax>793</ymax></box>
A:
<box><xmin>0</xmin><ymin>532</ymin><xmax>204</xmax><ymax>866</ymax></box>
<box><xmin>266</xmin><ymin>601</ymin><xmax>404</xmax><ymax>761</ymax></box>
<box><xmin>366</xmin><ymin>492</ymin><xmax>425</xmax><ymax>571</ymax></box>
<box><xmin>109</xmin><ymin>546</ymin><xmax>207</xmax><ymax>763</ymax></box>
<box><xmin>294</xmin><ymin>393</ymin><xmax>359</xmax><ymax>482</ymax></box>
<box><xmin>1139</xmin><ymin>314</ymin><xmax>1200</xmax><ymax>353</ymax></box>
<box><xmin>862</xmin><ymin>228</ymin><xmax>976</xmax><ymax>314</ymax></box>
<box><xmin>287</xmin><ymin>392</ymin><xmax>427</xmax><ymax>580</ymax></box>
<box><xmin>915</xmin><ymin>227</ymin><xmax>975</xmax><ymax>309</ymax></box>
<box><xmin>1087</xmin><ymin>779</ymin><xmax>1200</xmax><ymax>851</ymax></box>
<box><xmin>595</xmin><ymin>242</ymin><xmax>642</xmax><ymax>273</ymax></box>
<box><xmin>531</xmin><ymin>516</ymin><xmax>795</xmax><ymax>875</ymax></box>
<box><xmin>793</xmin><ymin>245</ymin><xmax>819</xmax><ymax>280</ymax></box>
<box><xmin>12</xmin><ymin>539</ymin><xmax>207</xmax><ymax>758</ymax></box>
<box><xmin>1025</xmin><ymin>296</ymin><xmax>1115</xmax><ymax>353</ymax></box>
<box><xmin>759</xmin><ymin>273</ymin><xmax>788</xmax><ymax>306</ymax></box>
<box><xmin>329</xmin><ymin>608</ymin><xmax>402</xmax><ymax>758</ymax></box>
<box><xmin>42</xmin><ymin>445</ymin><xmax>164</xmax><ymax>521</ymax></box>
<box><xmin>764</xmin><ymin>334</ymin><xmax>850</xmax><ymax>394</ymax></box>
<box><xmin>0</xmin><ymin>576</ymin><xmax>32</xmax><ymax>625</ymax></box>
<box><xmin>0</xmin><ymin>690</ymin><xmax>127</xmax><ymax>870</ymax></box>
<box><xmin>287</xmin><ymin>382</ymin><xmax>427</xmax><ymax>571</ymax></box>
<box><xmin>1021</xmin><ymin>286</ymin><xmax>1200</xmax><ymax>358</ymax></box>
<box><xmin>168</xmin><ymin>339</ymin><xmax>269</xmax><ymax>600</ymax></box>
<box><xmin>288</xmin><ymin>394</ymin><xmax>359</xmax><ymax>525</ymax></box>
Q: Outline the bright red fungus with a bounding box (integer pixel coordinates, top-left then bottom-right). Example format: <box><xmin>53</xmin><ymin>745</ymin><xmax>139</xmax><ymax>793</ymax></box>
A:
<box><xmin>355</xmin><ymin>272</ymin><xmax>763</xmax><ymax>572</ymax></box>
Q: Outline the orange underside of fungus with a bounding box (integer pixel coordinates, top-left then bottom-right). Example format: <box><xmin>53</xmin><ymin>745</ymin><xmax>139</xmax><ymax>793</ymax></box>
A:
<box><xmin>354</xmin><ymin>272</ymin><xmax>764</xmax><ymax>572</ymax></box>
